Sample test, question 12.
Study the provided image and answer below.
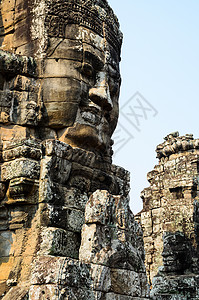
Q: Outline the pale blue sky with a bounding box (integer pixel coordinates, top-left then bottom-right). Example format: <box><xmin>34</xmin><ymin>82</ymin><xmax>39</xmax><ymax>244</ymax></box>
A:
<box><xmin>108</xmin><ymin>0</ymin><xmax>199</xmax><ymax>213</ymax></box>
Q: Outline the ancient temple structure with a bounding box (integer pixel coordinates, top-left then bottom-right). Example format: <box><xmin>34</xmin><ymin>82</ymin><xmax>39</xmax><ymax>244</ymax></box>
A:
<box><xmin>140</xmin><ymin>132</ymin><xmax>199</xmax><ymax>299</ymax></box>
<box><xmin>0</xmin><ymin>0</ymin><xmax>149</xmax><ymax>299</ymax></box>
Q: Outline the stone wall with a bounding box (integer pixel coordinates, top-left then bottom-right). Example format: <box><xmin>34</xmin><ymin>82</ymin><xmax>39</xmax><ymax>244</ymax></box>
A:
<box><xmin>0</xmin><ymin>138</ymin><xmax>149</xmax><ymax>299</ymax></box>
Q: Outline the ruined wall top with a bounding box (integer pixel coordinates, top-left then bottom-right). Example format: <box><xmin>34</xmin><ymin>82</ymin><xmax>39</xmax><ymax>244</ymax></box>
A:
<box><xmin>156</xmin><ymin>131</ymin><xmax>199</xmax><ymax>160</ymax></box>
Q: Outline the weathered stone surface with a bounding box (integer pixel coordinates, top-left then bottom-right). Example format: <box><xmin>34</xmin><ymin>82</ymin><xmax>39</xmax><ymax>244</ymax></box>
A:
<box><xmin>80</xmin><ymin>190</ymin><xmax>149</xmax><ymax>298</ymax></box>
<box><xmin>1</xmin><ymin>158</ymin><xmax>40</xmax><ymax>181</ymax></box>
<box><xmin>80</xmin><ymin>191</ymin><xmax>146</xmax><ymax>272</ymax></box>
<box><xmin>29</xmin><ymin>285</ymin><xmax>96</xmax><ymax>300</ymax></box>
<box><xmin>30</xmin><ymin>257</ymin><xmax>91</xmax><ymax>287</ymax></box>
<box><xmin>1</xmin><ymin>286</ymin><xmax>29</xmax><ymax>300</ymax></box>
<box><xmin>39</xmin><ymin>227</ymin><xmax>80</xmax><ymax>258</ymax></box>
<box><xmin>110</xmin><ymin>268</ymin><xmax>141</xmax><ymax>297</ymax></box>
<box><xmin>105</xmin><ymin>294</ymin><xmax>148</xmax><ymax>300</ymax></box>
<box><xmin>151</xmin><ymin>275</ymin><xmax>199</xmax><ymax>300</ymax></box>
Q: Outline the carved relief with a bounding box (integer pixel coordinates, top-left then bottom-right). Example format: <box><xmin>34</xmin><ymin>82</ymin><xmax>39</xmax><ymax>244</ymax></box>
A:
<box><xmin>45</xmin><ymin>0</ymin><xmax>122</xmax><ymax>53</ymax></box>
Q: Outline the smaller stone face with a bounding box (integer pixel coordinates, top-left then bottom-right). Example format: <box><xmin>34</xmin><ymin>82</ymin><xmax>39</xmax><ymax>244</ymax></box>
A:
<box><xmin>161</xmin><ymin>232</ymin><xmax>193</xmax><ymax>274</ymax></box>
<box><xmin>150</xmin><ymin>231</ymin><xmax>199</xmax><ymax>299</ymax></box>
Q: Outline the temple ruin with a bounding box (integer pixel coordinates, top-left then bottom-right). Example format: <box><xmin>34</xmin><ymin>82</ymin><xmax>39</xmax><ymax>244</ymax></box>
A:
<box><xmin>139</xmin><ymin>132</ymin><xmax>199</xmax><ymax>299</ymax></box>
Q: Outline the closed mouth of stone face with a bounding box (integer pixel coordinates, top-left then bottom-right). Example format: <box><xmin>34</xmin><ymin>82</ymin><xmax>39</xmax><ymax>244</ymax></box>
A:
<box><xmin>80</xmin><ymin>105</ymin><xmax>102</xmax><ymax>125</ymax></box>
<box><xmin>81</xmin><ymin>111</ymin><xmax>98</xmax><ymax>125</ymax></box>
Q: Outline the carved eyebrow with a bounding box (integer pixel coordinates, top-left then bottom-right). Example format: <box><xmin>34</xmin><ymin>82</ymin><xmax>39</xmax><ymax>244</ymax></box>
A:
<box><xmin>83</xmin><ymin>50</ymin><xmax>104</xmax><ymax>70</ymax></box>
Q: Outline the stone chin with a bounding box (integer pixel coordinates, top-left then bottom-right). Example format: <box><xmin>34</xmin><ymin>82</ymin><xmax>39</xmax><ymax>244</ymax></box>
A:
<box><xmin>58</xmin><ymin>123</ymin><xmax>111</xmax><ymax>153</ymax></box>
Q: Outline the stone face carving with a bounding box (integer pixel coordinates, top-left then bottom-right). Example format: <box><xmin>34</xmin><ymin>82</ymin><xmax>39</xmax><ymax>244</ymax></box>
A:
<box><xmin>138</xmin><ymin>132</ymin><xmax>199</xmax><ymax>298</ymax></box>
<box><xmin>0</xmin><ymin>0</ymin><xmax>122</xmax><ymax>158</ymax></box>
<box><xmin>0</xmin><ymin>0</ymin><xmax>149</xmax><ymax>299</ymax></box>
<box><xmin>151</xmin><ymin>231</ymin><xmax>199</xmax><ymax>299</ymax></box>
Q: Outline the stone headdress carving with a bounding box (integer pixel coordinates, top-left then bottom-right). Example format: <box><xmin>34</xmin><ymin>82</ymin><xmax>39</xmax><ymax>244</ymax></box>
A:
<box><xmin>45</xmin><ymin>0</ymin><xmax>123</xmax><ymax>54</ymax></box>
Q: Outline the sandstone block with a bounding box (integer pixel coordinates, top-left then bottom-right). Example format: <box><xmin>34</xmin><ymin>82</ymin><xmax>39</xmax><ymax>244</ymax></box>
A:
<box><xmin>41</xmin><ymin>204</ymin><xmax>84</xmax><ymax>232</ymax></box>
<box><xmin>13</xmin><ymin>17</ymin><xmax>32</xmax><ymax>48</ymax></box>
<box><xmin>40</xmin><ymin>155</ymin><xmax>71</xmax><ymax>184</ymax></box>
<box><xmin>110</xmin><ymin>269</ymin><xmax>141</xmax><ymax>297</ymax></box>
<box><xmin>43</xmin><ymin>139</ymin><xmax>73</xmax><ymax>160</ymax></box>
<box><xmin>62</xmin><ymin>187</ymin><xmax>88</xmax><ymax>211</ymax></box>
<box><xmin>31</xmin><ymin>257</ymin><xmax>91</xmax><ymax>288</ymax></box>
<box><xmin>105</xmin><ymin>293</ymin><xmax>147</xmax><ymax>300</ymax></box>
<box><xmin>90</xmin><ymin>264</ymin><xmax>111</xmax><ymax>292</ymax></box>
<box><xmin>0</xmin><ymin>231</ymin><xmax>13</xmax><ymax>257</ymax></box>
<box><xmin>2</xmin><ymin>144</ymin><xmax>41</xmax><ymax>162</ymax></box>
<box><xmin>0</xmin><ymin>34</ymin><xmax>14</xmax><ymax>52</ymax></box>
<box><xmin>0</xmin><ymin>9</ymin><xmax>15</xmax><ymax>36</ymax></box>
<box><xmin>7</xmin><ymin>177</ymin><xmax>38</xmax><ymax>205</ymax></box>
<box><xmin>29</xmin><ymin>285</ymin><xmax>96</xmax><ymax>300</ymax></box>
<box><xmin>1</xmin><ymin>158</ymin><xmax>40</xmax><ymax>181</ymax></box>
<box><xmin>1</xmin><ymin>286</ymin><xmax>29</xmax><ymax>300</ymax></box>
<box><xmin>0</xmin><ymin>125</ymin><xmax>33</xmax><ymax>146</ymax></box>
<box><xmin>39</xmin><ymin>227</ymin><xmax>80</xmax><ymax>258</ymax></box>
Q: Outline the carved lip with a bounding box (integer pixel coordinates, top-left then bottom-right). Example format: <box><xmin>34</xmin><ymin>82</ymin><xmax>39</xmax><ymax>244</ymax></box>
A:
<box><xmin>82</xmin><ymin>105</ymin><xmax>101</xmax><ymax>115</ymax></box>
<box><xmin>80</xmin><ymin>104</ymin><xmax>102</xmax><ymax>125</ymax></box>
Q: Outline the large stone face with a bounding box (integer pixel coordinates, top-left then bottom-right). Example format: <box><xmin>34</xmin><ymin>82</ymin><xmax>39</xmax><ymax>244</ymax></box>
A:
<box><xmin>0</xmin><ymin>0</ymin><xmax>149</xmax><ymax>299</ymax></box>
<box><xmin>0</xmin><ymin>0</ymin><xmax>122</xmax><ymax>158</ymax></box>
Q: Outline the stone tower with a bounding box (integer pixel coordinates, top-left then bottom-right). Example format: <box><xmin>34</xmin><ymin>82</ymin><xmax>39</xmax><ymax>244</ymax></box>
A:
<box><xmin>139</xmin><ymin>132</ymin><xmax>199</xmax><ymax>298</ymax></box>
<box><xmin>0</xmin><ymin>0</ymin><xmax>149</xmax><ymax>299</ymax></box>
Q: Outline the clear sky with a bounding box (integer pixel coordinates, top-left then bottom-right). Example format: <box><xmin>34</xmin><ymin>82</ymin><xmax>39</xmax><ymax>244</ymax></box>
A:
<box><xmin>108</xmin><ymin>0</ymin><xmax>199</xmax><ymax>213</ymax></box>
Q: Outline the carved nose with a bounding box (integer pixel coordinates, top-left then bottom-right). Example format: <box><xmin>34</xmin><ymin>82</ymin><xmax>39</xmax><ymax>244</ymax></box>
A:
<box><xmin>89</xmin><ymin>71</ymin><xmax>113</xmax><ymax>111</ymax></box>
<box><xmin>89</xmin><ymin>86</ymin><xmax>113</xmax><ymax>111</ymax></box>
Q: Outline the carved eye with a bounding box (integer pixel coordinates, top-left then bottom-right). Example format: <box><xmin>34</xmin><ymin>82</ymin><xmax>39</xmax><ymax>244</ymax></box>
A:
<box><xmin>81</xmin><ymin>63</ymin><xmax>94</xmax><ymax>78</ymax></box>
<box><xmin>109</xmin><ymin>78</ymin><xmax>120</xmax><ymax>96</ymax></box>
<box><xmin>108</xmin><ymin>66</ymin><xmax>121</xmax><ymax>97</ymax></box>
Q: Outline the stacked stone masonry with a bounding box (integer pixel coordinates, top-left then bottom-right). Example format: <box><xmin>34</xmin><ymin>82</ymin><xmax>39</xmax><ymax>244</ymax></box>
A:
<box><xmin>138</xmin><ymin>132</ymin><xmax>199</xmax><ymax>299</ymax></box>
<box><xmin>0</xmin><ymin>138</ymin><xmax>149</xmax><ymax>299</ymax></box>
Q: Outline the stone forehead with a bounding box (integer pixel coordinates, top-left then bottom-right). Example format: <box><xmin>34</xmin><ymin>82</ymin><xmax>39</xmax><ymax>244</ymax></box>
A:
<box><xmin>47</xmin><ymin>27</ymin><xmax>120</xmax><ymax>65</ymax></box>
<box><xmin>47</xmin><ymin>35</ymin><xmax>118</xmax><ymax>66</ymax></box>
<box><xmin>45</xmin><ymin>0</ymin><xmax>123</xmax><ymax>55</ymax></box>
